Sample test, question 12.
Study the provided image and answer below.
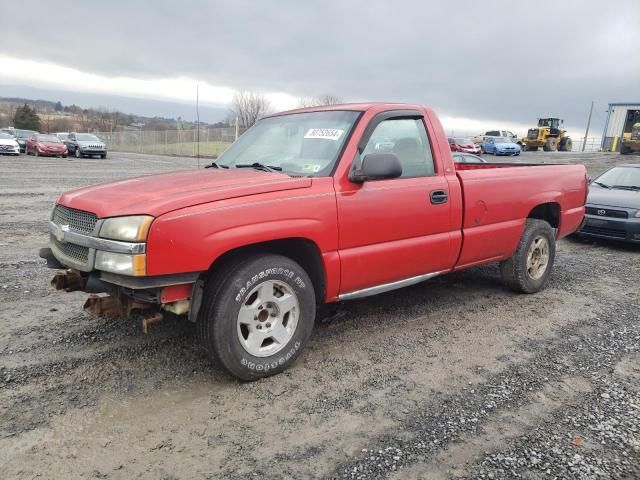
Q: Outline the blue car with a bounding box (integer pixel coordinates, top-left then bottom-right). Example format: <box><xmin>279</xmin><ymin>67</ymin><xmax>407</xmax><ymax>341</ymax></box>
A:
<box><xmin>482</xmin><ymin>137</ymin><xmax>521</xmax><ymax>156</ymax></box>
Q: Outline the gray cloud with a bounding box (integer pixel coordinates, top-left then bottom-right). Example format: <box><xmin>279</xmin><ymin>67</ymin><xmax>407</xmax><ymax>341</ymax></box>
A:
<box><xmin>2</xmin><ymin>0</ymin><xmax>639</xmax><ymax>132</ymax></box>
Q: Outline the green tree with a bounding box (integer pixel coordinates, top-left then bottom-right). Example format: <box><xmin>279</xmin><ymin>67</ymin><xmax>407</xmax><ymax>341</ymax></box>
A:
<box><xmin>13</xmin><ymin>104</ymin><xmax>41</xmax><ymax>131</ymax></box>
<box><xmin>54</xmin><ymin>101</ymin><xmax>63</xmax><ymax>112</ymax></box>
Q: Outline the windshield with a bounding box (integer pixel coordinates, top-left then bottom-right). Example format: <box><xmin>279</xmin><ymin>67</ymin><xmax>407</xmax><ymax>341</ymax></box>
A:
<box><xmin>57</xmin><ymin>133</ymin><xmax>69</xmax><ymax>140</ymax></box>
<box><xmin>37</xmin><ymin>135</ymin><xmax>61</xmax><ymax>143</ymax></box>
<box><xmin>76</xmin><ymin>134</ymin><xmax>100</xmax><ymax>141</ymax></box>
<box><xmin>595</xmin><ymin>166</ymin><xmax>640</xmax><ymax>189</ymax></box>
<box><xmin>0</xmin><ymin>133</ymin><xmax>14</xmax><ymax>140</ymax></box>
<box><xmin>538</xmin><ymin>118</ymin><xmax>559</xmax><ymax>128</ymax></box>
<box><xmin>493</xmin><ymin>137</ymin><xmax>509</xmax><ymax>143</ymax></box>
<box><xmin>454</xmin><ymin>137</ymin><xmax>472</xmax><ymax>144</ymax></box>
<box><xmin>216</xmin><ymin>110</ymin><xmax>360</xmax><ymax>176</ymax></box>
<box><xmin>16</xmin><ymin>130</ymin><xmax>35</xmax><ymax>138</ymax></box>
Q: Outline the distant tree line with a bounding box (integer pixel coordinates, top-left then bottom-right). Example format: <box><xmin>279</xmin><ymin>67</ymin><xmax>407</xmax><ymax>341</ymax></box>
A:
<box><xmin>230</xmin><ymin>91</ymin><xmax>343</xmax><ymax>129</ymax></box>
<box><xmin>1</xmin><ymin>92</ymin><xmax>345</xmax><ymax>133</ymax></box>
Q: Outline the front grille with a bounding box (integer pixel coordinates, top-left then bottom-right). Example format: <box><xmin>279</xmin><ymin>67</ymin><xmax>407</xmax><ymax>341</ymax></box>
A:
<box><xmin>528</xmin><ymin>128</ymin><xmax>538</xmax><ymax>139</ymax></box>
<box><xmin>52</xmin><ymin>205</ymin><xmax>98</xmax><ymax>235</ymax></box>
<box><xmin>51</xmin><ymin>234</ymin><xmax>90</xmax><ymax>263</ymax></box>
<box><xmin>581</xmin><ymin>225</ymin><xmax>626</xmax><ymax>239</ymax></box>
<box><xmin>585</xmin><ymin>207</ymin><xmax>628</xmax><ymax>219</ymax></box>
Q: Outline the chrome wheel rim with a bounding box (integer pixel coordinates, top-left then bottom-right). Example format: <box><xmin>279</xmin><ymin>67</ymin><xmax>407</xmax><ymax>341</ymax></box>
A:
<box><xmin>526</xmin><ymin>235</ymin><xmax>549</xmax><ymax>280</ymax></box>
<box><xmin>236</xmin><ymin>280</ymin><xmax>299</xmax><ymax>357</ymax></box>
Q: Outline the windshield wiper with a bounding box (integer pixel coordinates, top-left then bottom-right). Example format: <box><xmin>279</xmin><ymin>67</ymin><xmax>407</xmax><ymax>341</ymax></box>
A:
<box><xmin>235</xmin><ymin>163</ymin><xmax>282</xmax><ymax>172</ymax></box>
<box><xmin>610</xmin><ymin>185</ymin><xmax>640</xmax><ymax>191</ymax></box>
<box><xmin>593</xmin><ymin>181</ymin><xmax>610</xmax><ymax>189</ymax></box>
<box><xmin>204</xmin><ymin>161</ymin><xmax>228</xmax><ymax>169</ymax></box>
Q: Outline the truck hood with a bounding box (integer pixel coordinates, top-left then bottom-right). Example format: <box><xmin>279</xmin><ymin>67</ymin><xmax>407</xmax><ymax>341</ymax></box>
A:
<box><xmin>587</xmin><ymin>185</ymin><xmax>640</xmax><ymax>210</ymax></box>
<box><xmin>57</xmin><ymin>168</ymin><xmax>312</xmax><ymax>218</ymax></box>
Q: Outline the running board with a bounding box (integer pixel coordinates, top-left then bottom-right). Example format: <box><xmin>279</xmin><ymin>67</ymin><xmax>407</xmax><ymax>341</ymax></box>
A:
<box><xmin>338</xmin><ymin>271</ymin><xmax>443</xmax><ymax>301</ymax></box>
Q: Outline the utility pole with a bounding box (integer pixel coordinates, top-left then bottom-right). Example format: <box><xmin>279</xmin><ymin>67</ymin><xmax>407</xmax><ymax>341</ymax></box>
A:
<box><xmin>582</xmin><ymin>101</ymin><xmax>594</xmax><ymax>152</ymax></box>
<box><xmin>196</xmin><ymin>83</ymin><xmax>200</xmax><ymax>168</ymax></box>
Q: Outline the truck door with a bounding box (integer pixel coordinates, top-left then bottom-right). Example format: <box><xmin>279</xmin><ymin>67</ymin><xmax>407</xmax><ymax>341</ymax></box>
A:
<box><xmin>336</xmin><ymin>112</ymin><xmax>456</xmax><ymax>296</ymax></box>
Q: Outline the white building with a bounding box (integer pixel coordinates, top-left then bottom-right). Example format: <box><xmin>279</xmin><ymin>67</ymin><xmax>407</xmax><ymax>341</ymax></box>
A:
<box><xmin>602</xmin><ymin>103</ymin><xmax>640</xmax><ymax>151</ymax></box>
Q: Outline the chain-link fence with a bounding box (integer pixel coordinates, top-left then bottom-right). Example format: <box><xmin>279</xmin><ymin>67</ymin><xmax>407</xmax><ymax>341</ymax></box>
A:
<box><xmin>570</xmin><ymin>137</ymin><xmax>602</xmax><ymax>152</ymax></box>
<box><xmin>94</xmin><ymin>127</ymin><xmax>247</xmax><ymax>158</ymax></box>
<box><xmin>96</xmin><ymin>128</ymin><xmax>604</xmax><ymax>157</ymax></box>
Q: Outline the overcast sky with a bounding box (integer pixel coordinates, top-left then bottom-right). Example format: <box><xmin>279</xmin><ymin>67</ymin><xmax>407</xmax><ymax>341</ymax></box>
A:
<box><xmin>1</xmin><ymin>0</ymin><xmax>639</xmax><ymax>135</ymax></box>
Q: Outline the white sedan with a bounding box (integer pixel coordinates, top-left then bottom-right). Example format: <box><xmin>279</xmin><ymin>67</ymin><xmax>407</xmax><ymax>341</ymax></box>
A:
<box><xmin>0</xmin><ymin>132</ymin><xmax>20</xmax><ymax>155</ymax></box>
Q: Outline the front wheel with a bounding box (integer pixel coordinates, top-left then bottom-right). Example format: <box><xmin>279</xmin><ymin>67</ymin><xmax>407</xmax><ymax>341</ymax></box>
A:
<box><xmin>198</xmin><ymin>254</ymin><xmax>316</xmax><ymax>380</ymax></box>
<box><xmin>500</xmin><ymin>219</ymin><xmax>556</xmax><ymax>293</ymax></box>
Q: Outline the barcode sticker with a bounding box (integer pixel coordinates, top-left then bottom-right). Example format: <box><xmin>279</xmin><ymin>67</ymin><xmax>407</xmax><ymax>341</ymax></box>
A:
<box><xmin>304</xmin><ymin>128</ymin><xmax>344</xmax><ymax>141</ymax></box>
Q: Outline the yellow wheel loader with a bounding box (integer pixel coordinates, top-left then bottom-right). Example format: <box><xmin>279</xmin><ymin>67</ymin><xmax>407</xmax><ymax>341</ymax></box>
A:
<box><xmin>522</xmin><ymin>118</ymin><xmax>572</xmax><ymax>152</ymax></box>
<box><xmin>620</xmin><ymin>122</ymin><xmax>640</xmax><ymax>155</ymax></box>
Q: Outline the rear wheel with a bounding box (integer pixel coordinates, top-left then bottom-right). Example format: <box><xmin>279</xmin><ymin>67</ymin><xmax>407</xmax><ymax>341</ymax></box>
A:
<box><xmin>198</xmin><ymin>254</ymin><xmax>316</xmax><ymax>380</ymax></box>
<box><xmin>558</xmin><ymin>137</ymin><xmax>572</xmax><ymax>152</ymax></box>
<box><xmin>621</xmin><ymin>145</ymin><xmax>630</xmax><ymax>155</ymax></box>
<box><xmin>500</xmin><ymin>219</ymin><xmax>556</xmax><ymax>293</ymax></box>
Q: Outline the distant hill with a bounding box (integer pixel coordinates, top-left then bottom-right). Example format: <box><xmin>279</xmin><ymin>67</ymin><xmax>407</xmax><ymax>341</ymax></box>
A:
<box><xmin>0</xmin><ymin>84</ymin><xmax>232</xmax><ymax>125</ymax></box>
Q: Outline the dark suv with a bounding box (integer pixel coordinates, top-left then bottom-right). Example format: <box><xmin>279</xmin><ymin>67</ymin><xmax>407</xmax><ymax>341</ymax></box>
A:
<box><xmin>64</xmin><ymin>133</ymin><xmax>107</xmax><ymax>159</ymax></box>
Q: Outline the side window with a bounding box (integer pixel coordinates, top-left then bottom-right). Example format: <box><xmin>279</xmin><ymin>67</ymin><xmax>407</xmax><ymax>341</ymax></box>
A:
<box><xmin>362</xmin><ymin>118</ymin><xmax>435</xmax><ymax>178</ymax></box>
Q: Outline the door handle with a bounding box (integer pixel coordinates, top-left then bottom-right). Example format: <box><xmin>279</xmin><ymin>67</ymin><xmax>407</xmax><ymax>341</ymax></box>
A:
<box><xmin>430</xmin><ymin>190</ymin><xmax>448</xmax><ymax>204</ymax></box>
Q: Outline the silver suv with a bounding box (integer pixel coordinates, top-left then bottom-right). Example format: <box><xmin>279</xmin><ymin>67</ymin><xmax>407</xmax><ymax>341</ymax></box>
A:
<box><xmin>65</xmin><ymin>133</ymin><xmax>107</xmax><ymax>159</ymax></box>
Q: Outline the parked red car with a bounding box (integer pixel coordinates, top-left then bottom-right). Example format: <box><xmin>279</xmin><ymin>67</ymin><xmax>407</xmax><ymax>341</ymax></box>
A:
<box><xmin>25</xmin><ymin>134</ymin><xmax>68</xmax><ymax>157</ymax></box>
<box><xmin>41</xmin><ymin>103</ymin><xmax>587</xmax><ymax>380</ymax></box>
<box><xmin>448</xmin><ymin>137</ymin><xmax>482</xmax><ymax>155</ymax></box>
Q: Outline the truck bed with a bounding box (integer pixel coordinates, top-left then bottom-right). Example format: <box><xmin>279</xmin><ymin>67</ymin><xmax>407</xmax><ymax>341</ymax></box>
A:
<box><xmin>454</xmin><ymin>161</ymin><xmax>567</xmax><ymax>171</ymax></box>
<box><xmin>452</xmin><ymin>162</ymin><xmax>587</xmax><ymax>269</ymax></box>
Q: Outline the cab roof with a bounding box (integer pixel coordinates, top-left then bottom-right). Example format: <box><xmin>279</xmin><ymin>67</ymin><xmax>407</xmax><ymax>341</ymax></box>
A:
<box><xmin>268</xmin><ymin>102</ymin><xmax>428</xmax><ymax>117</ymax></box>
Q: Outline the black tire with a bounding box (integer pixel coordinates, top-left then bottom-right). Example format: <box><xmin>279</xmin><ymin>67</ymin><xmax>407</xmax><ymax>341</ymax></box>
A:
<box><xmin>558</xmin><ymin>137</ymin><xmax>572</xmax><ymax>152</ymax></box>
<box><xmin>543</xmin><ymin>138</ymin><xmax>557</xmax><ymax>152</ymax></box>
<box><xmin>198</xmin><ymin>254</ymin><xmax>316</xmax><ymax>380</ymax></box>
<box><xmin>500</xmin><ymin>219</ymin><xmax>556</xmax><ymax>294</ymax></box>
<box><xmin>621</xmin><ymin>146</ymin><xmax>630</xmax><ymax>155</ymax></box>
<box><xmin>101</xmin><ymin>153</ymin><xmax>107</xmax><ymax>159</ymax></box>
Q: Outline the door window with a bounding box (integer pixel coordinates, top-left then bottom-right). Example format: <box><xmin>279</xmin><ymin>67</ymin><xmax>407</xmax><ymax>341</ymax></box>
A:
<box><xmin>362</xmin><ymin>118</ymin><xmax>435</xmax><ymax>177</ymax></box>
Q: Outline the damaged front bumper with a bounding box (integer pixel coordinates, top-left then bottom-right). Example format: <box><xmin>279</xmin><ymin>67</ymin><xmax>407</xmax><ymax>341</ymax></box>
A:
<box><xmin>40</xmin><ymin>247</ymin><xmax>202</xmax><ymax>332</ymax></box>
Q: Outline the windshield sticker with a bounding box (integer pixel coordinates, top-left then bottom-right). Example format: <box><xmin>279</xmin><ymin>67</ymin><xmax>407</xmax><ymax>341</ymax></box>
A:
<box><xmin>302</xmin><ymin>164</ymin><xmax>321</xmax><ymax>173</ymax></box>
<box><xmin>304</xmin><ymin>128</ymin><xmax>344</xmax><ymax>141</ymax></box>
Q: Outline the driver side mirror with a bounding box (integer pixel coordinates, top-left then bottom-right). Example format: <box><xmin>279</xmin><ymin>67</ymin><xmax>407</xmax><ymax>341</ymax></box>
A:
<box><xmin>350</xmin><ymin>152</ymin><xmax>402</xmax><ymax>182</ymax></box>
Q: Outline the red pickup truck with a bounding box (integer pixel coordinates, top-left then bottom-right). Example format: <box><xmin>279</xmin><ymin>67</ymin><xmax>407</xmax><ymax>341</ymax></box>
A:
<box><xmin>41</xmin><ymin>103</ymin><xmax>587</xmax><ymax>380</ymax></box>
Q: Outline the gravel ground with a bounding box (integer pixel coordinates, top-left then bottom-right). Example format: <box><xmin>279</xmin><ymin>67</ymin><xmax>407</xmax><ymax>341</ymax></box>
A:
<box><xmin>0</xmin><ymin>151</ymin><xmax>638</xmax><ymax>479</ymax></box>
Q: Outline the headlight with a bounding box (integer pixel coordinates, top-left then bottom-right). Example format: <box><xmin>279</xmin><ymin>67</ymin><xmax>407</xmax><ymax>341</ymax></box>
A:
<box><xmin>99</xmin><ymin>215</ymin><xmax>153</xmax><ymax>241</ymax></box>
<box><xmin>95</xmin><ymin>251</ymin><xmax>146</xmax><ymax>276</ymax></box>
<box><xmin>634</xmin><ymin>211</ymin><xmax>640</xmax><ymax>218</ymax></box>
